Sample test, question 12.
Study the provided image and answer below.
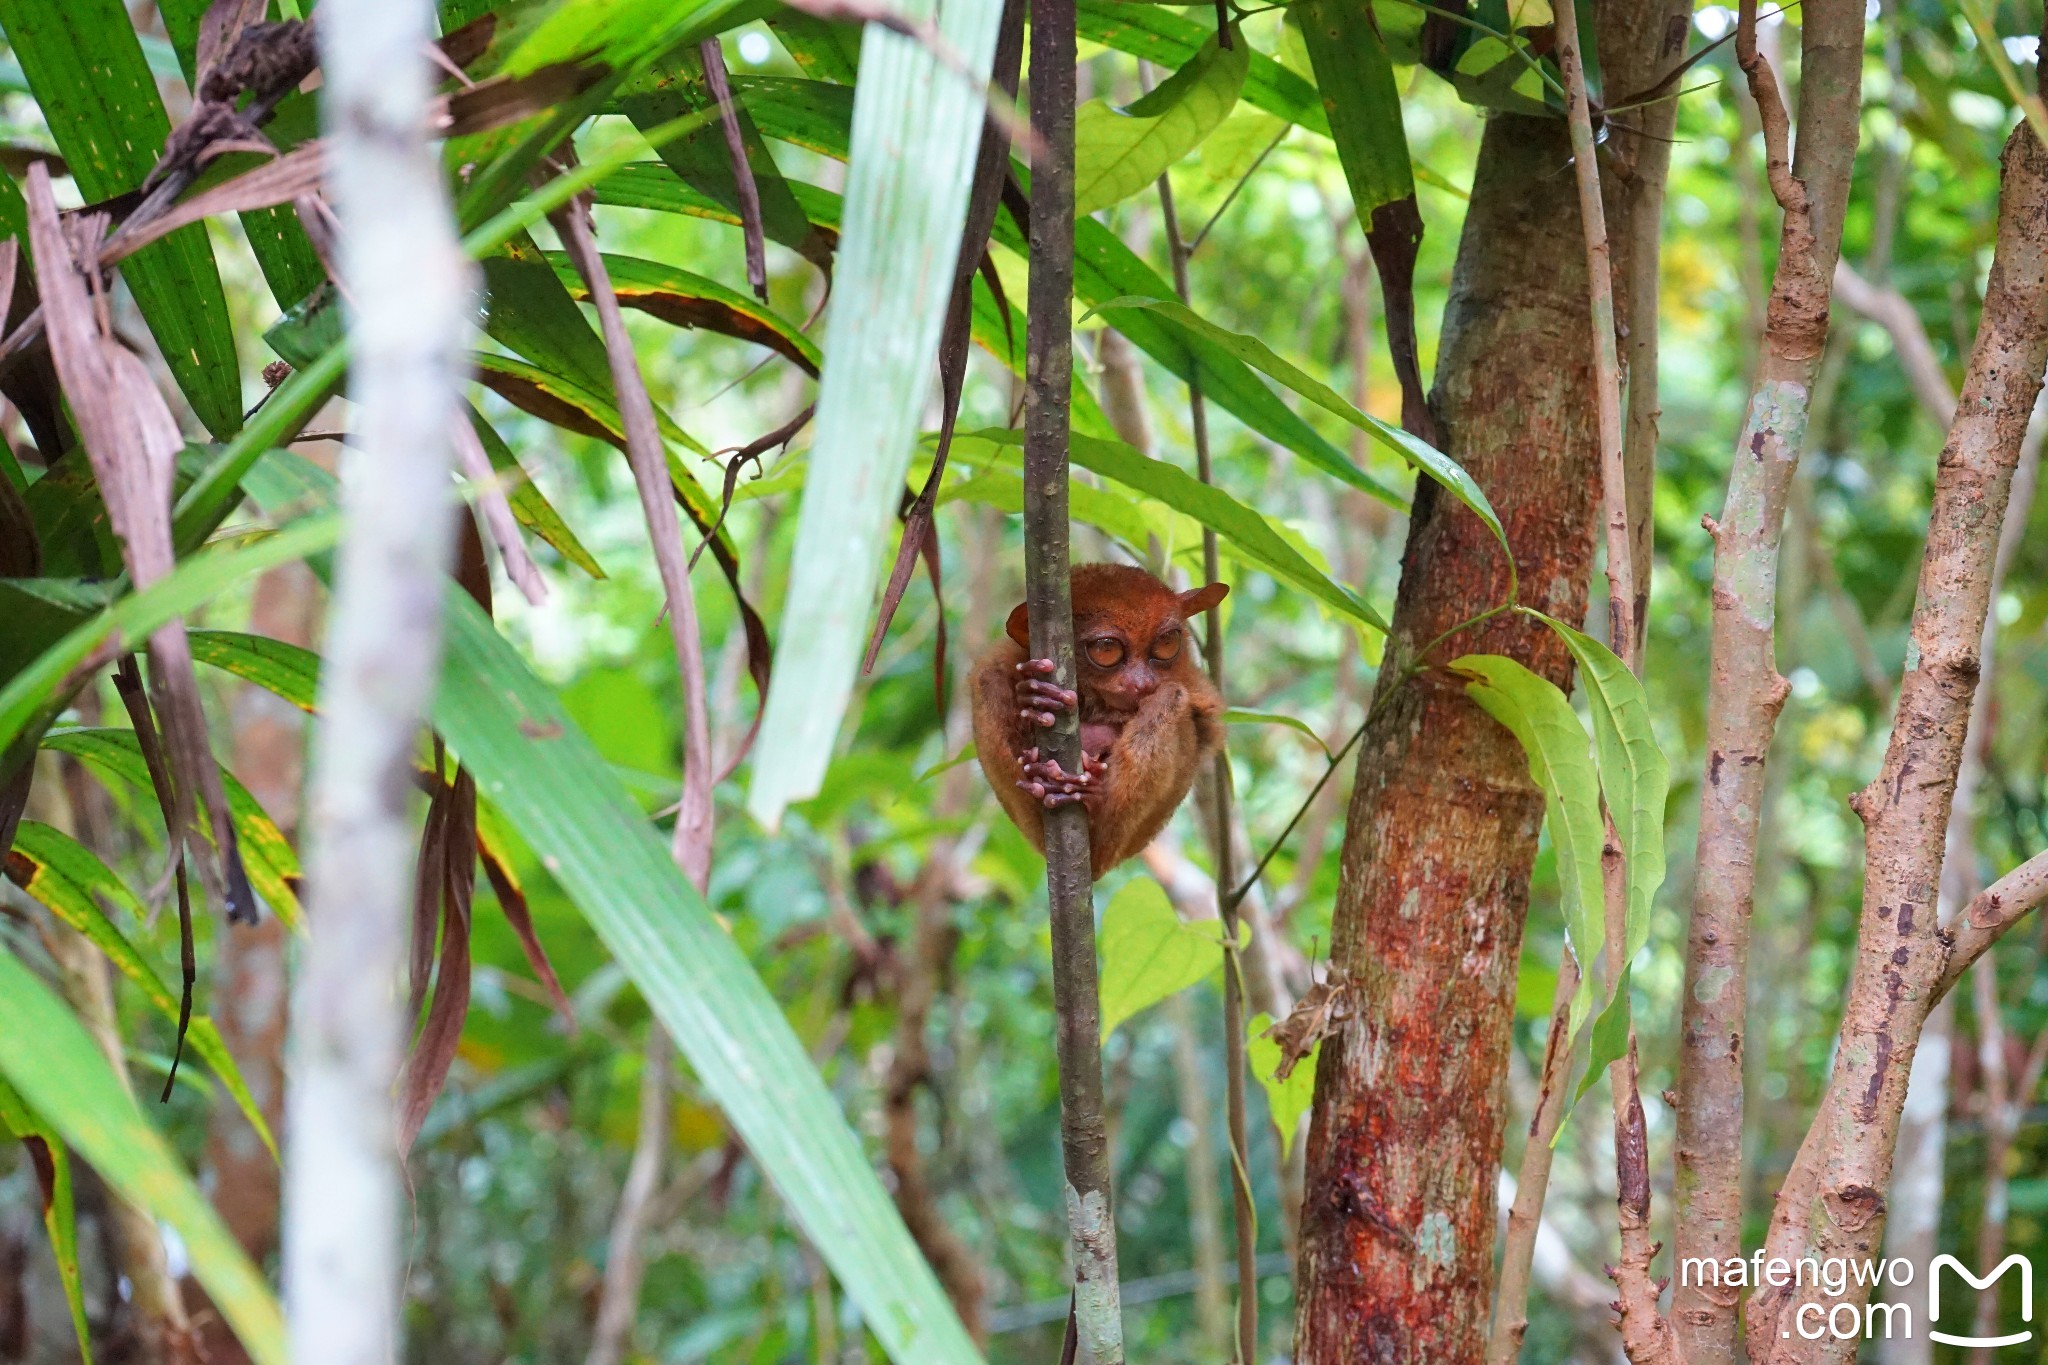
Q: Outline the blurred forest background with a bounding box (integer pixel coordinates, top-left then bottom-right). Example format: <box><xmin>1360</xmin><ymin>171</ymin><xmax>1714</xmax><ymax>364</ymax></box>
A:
<box><xmin>0</xmin><ymin>0</ymin><xmax>2045</xmax><ymax>1362</ymax></box>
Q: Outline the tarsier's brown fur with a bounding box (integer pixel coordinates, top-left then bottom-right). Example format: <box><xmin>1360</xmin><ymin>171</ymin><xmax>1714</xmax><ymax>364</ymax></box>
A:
<box><xmin>972</xmin><ymin>564</ymin><xmax>1227</xmax><ymax>879</ymax></box>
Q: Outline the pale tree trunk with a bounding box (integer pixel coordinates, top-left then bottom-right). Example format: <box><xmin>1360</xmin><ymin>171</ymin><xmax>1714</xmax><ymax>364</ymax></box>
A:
<box><xmin>1746</xmin><ymin>119</ymin><xmax>2048</xmax><ymax>1363</ymax></box>
<box><xmin>1293</xmin><ymin>8</ymin><xmax>1681</xmax><ymax>1357</ymax></box>
<box><xmin>283</xmin><ymin>3</ymin><xmax>473</xmax><ymax>1364</ymax></box>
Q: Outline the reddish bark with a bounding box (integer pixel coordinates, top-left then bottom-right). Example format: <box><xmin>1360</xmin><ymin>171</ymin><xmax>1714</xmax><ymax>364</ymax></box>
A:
<box><xmin>1292</xmin><ymin>11</ymin><xmax>1679</xmax><ymax>1359</ymax></box>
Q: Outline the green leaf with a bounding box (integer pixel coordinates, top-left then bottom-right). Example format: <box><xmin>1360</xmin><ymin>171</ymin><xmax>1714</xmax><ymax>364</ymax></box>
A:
<box><xmin>42</xmin><ymin>729</ymin><xmax>303</xmax><ymax>930</ymax></box>
<box><xmin>1090</xmin><ymin>295</ymin><xmax>1502</xmax><ymax>549</ymax></box>
<box><xmin>472</xmin><ymin>351</ymin><xmax>707</xmax><ymax>455</ymax></box>
<box><xmin>153</xmin><ymin>1</ymin><xmax>327</xmax><ymax>310</ymax></box>
<box><xmin>0</xmin><ymin>515</ymin><xmax>343</xmax><ymax>762</ymax></box>
<box><xmin>1450</xmin><ymin>653</ymin><xmax>1604</xmax><ymax>1040</ymax></box>
<box><xmin>1073</xmin><ymin>30</ymin><xmax>1248</xmax><ymax>216</ymax></box>
<box><xmin>954</xmin><ymin>429</ymin><xmax>1387</xmax><ymax>633</ymax></box>
<box><xmin>0</xmin><ymin>951</ymin><xmax>285</xmax><ymax>1365</ymax></box>
<box><xmin>7</xmin><ymin>821</ymin><xmax>278</xmax><ymax>1160</ymax></box>
<box><xmin>1572</xmin><ymin>963</ymin><xmax>1633</xmax><ymax>1107</ymax></box>
<box><xmin>746</xmin><ymin>0</ymin><xmax>1007</xmax><ymax>828</ymax></box>
<box><xmin>481</xmin><ymin>233</ymin><xmax>618</xmax><ymax>398</ymax></box>
<box><xmin>1098</xmin><ymin>879</ymin><xmax>1237</xmax><ymax>1039</ymax></box>
<box><xmin>173</xmin><ymin>347</ymin><xmax>351</xmax><ymax>553</ymax></box>
<box><xmin>619</xmin><ymin>45</ymin><xmax>831</xmax><ymax>269</ymax></box>
<box><xmin>0</xmin><ymin>1077</ymin><xmax>90</xmax><ymax>1364</ymax></box>
<box><xmin>766</xmin><ymin>11</ymin><xmax>862</xmax><ymax>82</ymax></box>
<box><xmin>501</xmin><ymin>0</ymin><xmax>771</xmax><ymax>75</ymax></box>
<box><xmin>547</xmin><ymin>250</ymin><xmax>823</xmax><ymax>372</ymax></box>
<box><xmin>1297</xmin><ymin>0</ymin><xmax>1413</xmax><ymax>215</ymax></box>
<box><xmin>1535</xmin><ymin>616</ymin><xmax>1667</xmax><ymax>967</ymax></box>
<box><xmin>689</xmin><ymin>76</ymin><xmax>1405</xmax><ymax>507</ymax></box>
<box><xmin>468</xmin><ymin>406</ymin><xmax>608</xmax><ymax>579</ymax></box>
<box><xmin>431</xmin><ymin>591</ymin><xmax>985</xmax><ymax>1364</ymax></box>
<box><xmin>0</xmin><ymin>0</ymin><xmax>243</xmax><ymax>437</ymax></box>
<box><xmin>1225</xmin><ymin>707</ymin><xmax>1332</xmax><ymax>759</ymax></box>
<box><xmin>188</xmin><ymin>629</ymin><xmax>321</xmax><ymax>710</ymax></box>
<box><xmin>1076</xmin><ymin>0</ymin><xmax>1327</xmax><ymax>133</ymax></box>
<box><xmin>1246</xmin><ymin>1011</ymin><xmax>1316</xmax><ymax>1148</ymax></box>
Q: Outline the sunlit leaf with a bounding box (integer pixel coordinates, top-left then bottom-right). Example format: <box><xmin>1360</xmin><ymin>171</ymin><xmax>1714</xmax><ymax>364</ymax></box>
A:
<box><xmin>6</xmin><ymin>821</ymin><xmax>278</xmax><ymax>1159</ymax></box>
<box><xmin>0</xmin><ymin>1077</ymin><xmax>90</xmax><ymax>1364</ymax></box>
<box><xmin>746</xmin><ymin>0</ymin><xmax>1006</xmax><ymax>828</ymax></box>
<box><xmin>432</xmin><ymin>590</ymin><xmax>985</xmax><ymax>1363</ymax></box>
<box><xmin>1073</xmin><ymin>29</ymin><xmax>1247</xmax><ymax>216</ymax></box>
<box><xmin>1247</xmin><ymin>1011</ymin><xmax>1316</xmax><ymax>1148</ymax></box>
<box><xmin>1090</xmin><ymin>296</ymin><xmax>1503</xmax><ymax>550</ymax></box>
<box><xmin>0</xmin><ymin>951</ymin><xmax>285</xmax><ymax>1365</ymax></box>
<box><xmin>1099</xmin><ymin>878</ymin><xmax>1237</xmax><ymax>1039</ymax></box>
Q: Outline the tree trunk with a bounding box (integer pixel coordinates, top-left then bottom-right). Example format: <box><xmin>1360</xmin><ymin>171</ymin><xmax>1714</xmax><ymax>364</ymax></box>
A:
<box><xmin>1294</xmin><ymin>16</ymin><xmax>1674</xmax><ymax>1358</ymax></box>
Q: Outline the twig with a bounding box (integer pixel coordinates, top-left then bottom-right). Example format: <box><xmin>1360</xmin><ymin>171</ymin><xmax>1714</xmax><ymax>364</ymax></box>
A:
<box><xmin>1555</xmin><ymin>5</ymin><xmax>1674</xmax><ymax>1357</ymax></box>
<box><xmin>583</xmin><ymin>1027</ymin><xmax>673</xmax><ymax>1365</ymax></box>
<box><xmin>1831</xmin><ymin>259</ymin><xmax>1955</xmax><ymax>425</ymax></box>
<box><xmin>283</xmin><ymin>5</ymin><xmax>474</xmax><ymax>1364</ymax></box>
<box><xmin>548</xmin><ymin>191</ymin><xmax>715</xmax><ymax>890</ymax></box>
<box><xmin>1024</xmin><ymin>0</ymin><xmax>1124</xmax><ymax>1355</ymax></box>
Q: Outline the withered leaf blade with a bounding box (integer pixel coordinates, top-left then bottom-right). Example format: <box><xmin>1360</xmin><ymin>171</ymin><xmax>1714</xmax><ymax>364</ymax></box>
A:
<box><xmin>25</xmin><ymin>164</ymin><xmax>255</xmax><ymax>925</ymax></box>
<box><xmin>478</xmin><ymin>836</ymin><xmax>576</xmax><ymax>1032</ymax></box>
<box><xmin>699</xmin><ymin>39</ymin><xmax>769</xmax><ymax>302</ymax></box>
<box><xmin>398</xmin><ymin>770</ymin><xmax>478</xmax><ymax>1156</ymax></box>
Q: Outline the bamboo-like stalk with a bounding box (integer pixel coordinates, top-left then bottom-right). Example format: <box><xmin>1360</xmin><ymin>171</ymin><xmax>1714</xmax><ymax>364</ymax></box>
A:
<box><xmin>285</xmin><ymin>3</ymin><xmax>474</xmax><ymax>1361</ymax></box>
<box><xmin>1025</xmin><ymin>0</ymin><xmax>1124</xmax><ymax>1355</ymax></box>
<box><xmin>1670</xmin><ymin>3</ymin><xmax>1865</xmax><ymax>1356</ymax></box>
<box><xmin>585</xmin><ymin>1028</ymin><xmax>674</xmax><ymax>1365</ymax></box>
<box><xmin>1155</xmin><ymin>142</ymin><xmax>1259</xmax><ymax>1365</ymax></box>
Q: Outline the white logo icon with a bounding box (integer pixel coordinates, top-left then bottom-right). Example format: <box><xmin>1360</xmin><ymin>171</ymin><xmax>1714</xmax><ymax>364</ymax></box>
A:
<box><xmin>1929</xmin><ymin>1254</ymin><xmax>2033</xmax><ymax>1348</ymax></box>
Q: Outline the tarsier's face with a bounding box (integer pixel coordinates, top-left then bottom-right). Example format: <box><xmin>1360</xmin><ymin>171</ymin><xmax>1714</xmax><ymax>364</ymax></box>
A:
<box><xmin>1077</xmin><ymin>611</ymin><xmax>1188</xmax><ymax>713</ymax></box>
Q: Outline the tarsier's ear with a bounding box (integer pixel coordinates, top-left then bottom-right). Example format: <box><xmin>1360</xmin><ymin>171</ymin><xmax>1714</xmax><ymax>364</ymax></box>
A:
<box><xmin>1179</xmin><ymin>582</ymin><xmax>1229</xmax><ymax>616</ymax></box>
<box><xmin>1005</xmin><ymin>601</ymin><xmax>1031</xmax><ymax>648</ymax></box>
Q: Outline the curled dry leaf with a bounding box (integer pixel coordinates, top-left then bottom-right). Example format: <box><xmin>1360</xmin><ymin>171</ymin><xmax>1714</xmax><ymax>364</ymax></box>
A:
<box><xmin>23</xmin><ymin>164</ymin><xmax>254</xmax><ymax>924</ymax></box>
<box><xmin>1262</xmin><ymin>968</ymin><xmax>1355</xmax><ymax>1081</ymax></box>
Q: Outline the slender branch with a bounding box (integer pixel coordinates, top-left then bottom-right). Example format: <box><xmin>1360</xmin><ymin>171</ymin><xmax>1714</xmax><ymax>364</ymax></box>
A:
<box><xmin>584</xmin><ymin>1028</ymin><xmax>673</xmax><ymax>1365</ymax></box>
<box><xmin>1673</xmin><ymin>3</ymin><xmax>1867</xmax><ymax>1355</ymax></box>
<box><xmin>1831</xmin><ymin>260</ymin><xmax>1956</xmax><ymax>426</ymax></box>
<box><xmin>285</xmin><ymin>4</ymin><xmax>473</xmax><ymax>1363</ymax></box>
<box><xmin>1748</xmin><ymin>113</ymin><xmax>2048</xmax><ymax>1364</ymax></box>
<box><xmin>1155</xmin><ymin>134</ymin><xmax>1258</xmax><ymax>1365</ymax></box>
<box><xmin>1026</xmin><ymin>0</ymin><xmax>1123</xmax><ymax>1355</ymax></box>
<box><xmin>548</xmin><ymin>193</ymin><xmax>715</xmax><ymax>891</ymax></box>
<box><xmin>1934</xmin><ymin>849</ymin><xmax>2048</xmax><ymax>1004</ymax></box>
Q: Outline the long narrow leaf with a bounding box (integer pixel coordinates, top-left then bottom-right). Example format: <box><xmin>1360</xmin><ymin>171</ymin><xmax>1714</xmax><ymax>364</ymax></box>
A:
<box><xmin>746</xmin><ymin>0</ymin><xmax>1006</xmax><ymax>827</ymax></box>
<box><xmin>0</xmin><ymin>951</ymin><xmax>284</xmax><ymax>1365</ymax></box>
<box><xmin>0</xmin><ymin>0</ymin><xmax>242</xmax><ymax>437</ymax></box>
<box><xmin>0</xmin><ymin>515</ymin><xmax>342</xmax><ymax>759</ymax></box>
<box><xmin>432</xmin><ymin>591</ymin><xmax>984</xmax><ymax>1363</ymax></box>
<box><xmin>1092</xmin><ymin>295</ymin><xmax>1502</xmax><ymax>546</ymax></box>
<box><xmin>0</xmin><ymin>1077</ymin><xmax>90</xmax><ymax>1364</ymax></box>
<box><xmin>1451</xmin><ymin>653</ymin><xmax>1604</xmax><ymax>1042</ymax></box>
<box><xmin>41</xmin><ymin>728</ymin><xmax>302</xmax><ymax>930</ymax></box>
<box><xmin>956</xmin><ymin>429</ymin><xmax>1387</xmax><ymax>632</ymax></box>
<box><xmin>6</xmin><ymin>820</ymin><xmax>278</xmax><ymax>1157</ymax></box>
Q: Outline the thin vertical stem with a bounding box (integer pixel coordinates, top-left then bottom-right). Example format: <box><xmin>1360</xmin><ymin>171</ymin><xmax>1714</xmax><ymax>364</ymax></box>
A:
<box><xmin>1158</xmin><ymin>150</ymin><xmax>1258</xmax><ymax>1365</ymax></box>
<box><xmin>287</xmin><ymin>2</ymin><xmax>473</xmax><ymax>1362</ymax></box>
<box><xmin>1027</xmin><ymin>0</ymin><xmax>1124</xmax><ymax>1357</ymax></box>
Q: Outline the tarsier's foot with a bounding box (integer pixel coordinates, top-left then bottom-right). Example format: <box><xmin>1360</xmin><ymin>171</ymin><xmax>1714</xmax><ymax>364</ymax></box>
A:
<box><xmin>1013</xmin><ymin>657</ymin><xmax>1078</xmax><ymax>728</ymax></box>
<box><xmin>1015</xmin><ymin>747</ymin><xmax>1107</xmax><ymax>810</ymax></box>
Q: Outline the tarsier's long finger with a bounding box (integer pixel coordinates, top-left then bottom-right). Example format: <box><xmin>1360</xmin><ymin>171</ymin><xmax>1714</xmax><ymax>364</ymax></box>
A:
<box><xmin>1040</xmin><ymin>790</ymin><xmax>1087</xmax><ymax>810</ymax></box>
<box><xmin>1015</xmin><ymin>657</ymin><xmax>1058</xmax><ymax>677</ymax></box>
<box><xmin>1017</xmin><ymin>679</ymin><xmax>1078</xmax><ymax>709</ymax></box>
<box><xmin>1017</xmin><ymin>707</ymin><xmax>1058</xmax><ymax>727</ymax></box>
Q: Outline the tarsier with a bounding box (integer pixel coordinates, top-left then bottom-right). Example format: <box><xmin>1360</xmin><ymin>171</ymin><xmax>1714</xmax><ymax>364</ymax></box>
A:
<box><xmin>972</xmin><ymin>563</ymin><xmax>1228</xmax><ymax>879</ymax></box>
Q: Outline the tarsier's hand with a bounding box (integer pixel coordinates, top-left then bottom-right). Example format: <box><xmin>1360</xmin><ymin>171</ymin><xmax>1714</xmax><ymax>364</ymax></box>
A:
<box><xmin>1015</xmin><ymin>746</ymin><xmax>1108</xmax><ymax>810</ymax></box>
<box><xmin>1012</xmin><ymin>657</ymin><xmax>1077</xmax><ymax>728</ymax></box>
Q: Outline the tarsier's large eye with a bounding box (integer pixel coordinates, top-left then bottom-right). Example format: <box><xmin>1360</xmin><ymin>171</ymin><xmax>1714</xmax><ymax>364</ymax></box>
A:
<box><xmin>1085</xmin><ymin>637</ymin><xmax>1126</xmax><ymax>668</ymax></box>
<box><xmin>1151</xmin><ymin>627</ymin><xmax>1182</xmax><ymax>663</ymax></box>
